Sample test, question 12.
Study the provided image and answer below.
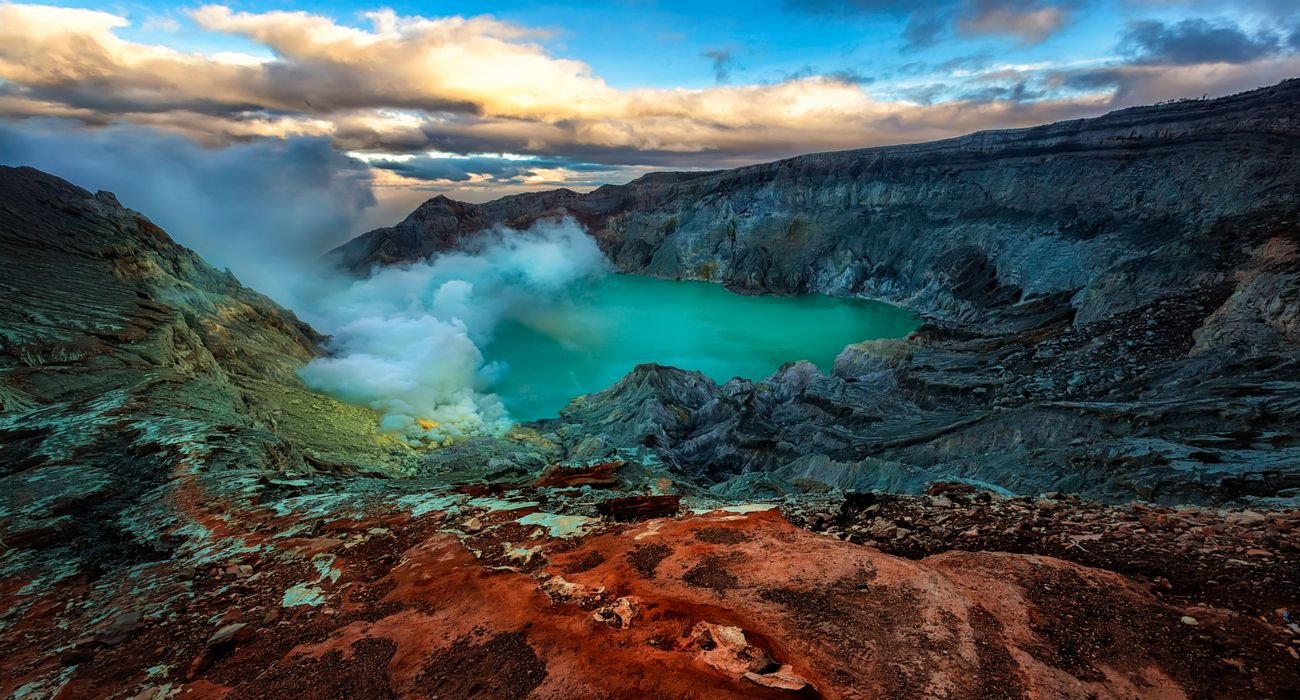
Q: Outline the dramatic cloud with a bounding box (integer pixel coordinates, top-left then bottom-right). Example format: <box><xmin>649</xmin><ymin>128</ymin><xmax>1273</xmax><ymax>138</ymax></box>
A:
<box><xmin>0</xmin><ymin>120</ymin><xmax>376</xmax><ymax>302</ymax></box>
<box><xmin>298</xmin><ymin>219</ymin><xmax>608</xmax><ymax>443</ymax></box>
<box><xmin>0</xmin><ymin>2</ymin><xmax>1115</xmax><ymax>167</ymax></box>
<box><xmin>0</xmin><ymin>1</ymin><xmax>1291</xmax><ymax>198</ymax></box>
<box><xmin>1120</xmin><ymin>18</ymin><xmax>1286</xmax><ymax>65</ymax></box>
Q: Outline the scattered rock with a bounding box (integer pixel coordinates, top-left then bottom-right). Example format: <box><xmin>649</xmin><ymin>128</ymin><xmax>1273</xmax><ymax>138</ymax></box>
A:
<box><xmin>208</xmin><ymin>622</ymin><xmax>253</xmax><ymax>646</ymax></box>
<box><xmin>592</xmin><ymin>596</ymin><xmax>640</xmax><ymax>629</ymax></box>
<box><xmin>596</xmin><ymin>495</ymin><xmax>681</xmax><ymax>520</ymax></box>
<box><xmin>535</xmin><ymin>461</ymin><xmax>623</xmax><ymax>488</ymax></box>
<box><xmin>540</xmin><ymin>575</ymin><xmax>603</xmax><ymax>603</ymax></box>
<box><xmin>95</xmin><ymin>611</ymin><xmax>144</xmax><ymax>646</ymax></box>
<box><xmin>690</xmin><ymin>622</ymin><xmax>774</xmax><ymax>677</ymax></box>
<box><xmin>744</xmin><ymin>664</ymin><xmax>812</xmax><ymax>692</ymax></box>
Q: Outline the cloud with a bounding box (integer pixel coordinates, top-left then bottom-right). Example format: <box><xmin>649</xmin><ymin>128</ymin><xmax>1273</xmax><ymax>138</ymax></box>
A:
<box><xmin>902</xmin><ymin>12</ymin><xmax>947</xmax><ymax>49</ymax></box>
<box><xmin>366</xmin><ymin>154</ymin><xmax>615</xmax><ymax>184</ymax></box>
<box><xmin>1049</xmin><ymin>53</ymin><xmax>1300</xmax><ymax>105</ymax></box>
<box><xmin>824</xmin><ymin>68</ymin><xmax>876</xmax><ymax>85</ymax></box>
<box><xmin>784</xmin><ymin>65</ymin><xmax>875</xmax><ymax>85</ymax></box>
<box><xmin>141</xmin><ymin>16</ymin><xmax>181</xmax><ymax>33</ymax></box>
<box><xmin>1119</xmin><ymin>18</ymin><xmax>1285</xmax><ymax>65</ymax></box>
<box><xmin>784</xmin><ymin>0</ymin><xmax>1073</xmax><ymax>46</ymax></box>
<box><xmin>955</xmin><ymin>0</ymin><xmax>1071</xmax><ymax>45</ymax></box>
<box><xmin>958</xmin><ymin>80</ymin><xmax>1043</xmax><ymax>101</ymax></box>
<box><xmin>1123</xmin><ymin>0</ymin><xmax>1299</xmax><ymax>22</ymax></box>
<box><xmin>938</xmin><ymin>53</ymin><xmax>995</xmax><ymax>72</ymax></box>
<box><xmin>298</xmin><ymin>219</ymin><xmax>608</xmax><ymax>443</ymax></box>
<box><xmin>703</xmin><ymin>48</ymin><xmax>736</xmax><ymax>84</ymax></box>
<box><xmin>0</xmin><ymin>119</ymin><xmax>376</xmax><ymax>303</ymax></box>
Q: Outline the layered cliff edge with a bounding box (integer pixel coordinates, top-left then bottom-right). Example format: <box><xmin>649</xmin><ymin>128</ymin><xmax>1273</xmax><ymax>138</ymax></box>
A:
<box><xmin>2</xmin><ymin>167</ymin><xmax>1299</xmax><ymax>698</ymax></box>
<box><xmin>333</xmin><ymin>79</ymin><xmax>1300</xmax><ymax>505</ymax></box>
<box><xmin>332</xmin><ymin>78</ymin><xmax>1300</xmax><ymax>327</ymax></box>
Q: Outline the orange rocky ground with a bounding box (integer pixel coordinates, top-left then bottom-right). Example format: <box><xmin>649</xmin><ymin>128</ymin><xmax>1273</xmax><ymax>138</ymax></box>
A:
<box><xmin>4</xmin><ymin>481</ymin><xmax>1297</xmax><ymax>700</ymax></box>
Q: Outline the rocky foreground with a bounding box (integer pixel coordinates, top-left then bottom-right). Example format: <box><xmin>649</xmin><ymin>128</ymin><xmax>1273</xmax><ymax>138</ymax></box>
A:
<box><xmin>2</xmin><ymin>79</ymin><xmax>1300</xmax><ymax>698</ymax></box>
<box><xmin>4</xmin><ymin>456</ymin><xmax>1300</xmax><ymax>698</ymax></box>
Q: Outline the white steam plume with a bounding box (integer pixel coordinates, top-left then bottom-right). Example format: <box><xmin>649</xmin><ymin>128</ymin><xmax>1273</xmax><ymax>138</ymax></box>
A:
<box><xmin>297</xmin><ymin>218</ymin><xmax>607</xmax><ymax>444</ymax></box>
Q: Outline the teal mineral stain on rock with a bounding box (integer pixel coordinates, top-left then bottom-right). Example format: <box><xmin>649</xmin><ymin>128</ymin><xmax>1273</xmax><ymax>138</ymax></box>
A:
<box><xmin>502</xmin><ymin>544</ymin><xmax>544</xmax><ymax>566</ymax></box>
<box><xmin>281</xmin><ymin>583</ymin><xmax>325</xmax><ymax>607</ymax></box>
<box><xmin>396</xmin><ymin>492</ymin><xmax>463</xmax><ymax>518</ymax></box>
<box><xmin>486</xmin><ymin>275</ymin><xmax>916</xmax><ymax>421</ymax></box>
<box><xmin>517</xmin><ymin>512</ymin><xmax>595</xmax><ymax>538</ymax></box>
<box><xmin>312</xmin><ymin>554</ymin><xmax>341</xmax><ymax>583</ymax></box>
<box><xmin>466</xmin><ymin>496</ymin><xmax>539</xmax><ymax>512</ymax></box>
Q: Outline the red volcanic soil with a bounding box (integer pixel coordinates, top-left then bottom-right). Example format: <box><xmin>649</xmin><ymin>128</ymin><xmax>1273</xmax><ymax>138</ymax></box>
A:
<box><xmin>4</xmin><ymin>500</ymin><xmax>1297</xmax><ymax>699</ymax></box>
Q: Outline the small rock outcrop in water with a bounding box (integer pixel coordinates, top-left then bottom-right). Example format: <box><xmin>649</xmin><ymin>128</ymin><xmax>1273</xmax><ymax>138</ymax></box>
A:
<box><xmin>336</xmin><ymin>79</ymin><xmax>1300</xmax><ymax>505</ymax></box>
<box><xmin>2</xmin><ymin>78</ymin><xmax>1300</xmax><ymax>698</ymax></box>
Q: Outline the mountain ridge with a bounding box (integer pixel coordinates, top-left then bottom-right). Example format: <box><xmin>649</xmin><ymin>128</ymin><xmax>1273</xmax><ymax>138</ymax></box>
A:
<box><xmin>325</xmin><ymin>78</ymin><xmax>1300</xmax><ymax>506</ymax></box>
<box><xmin>332</xmin><ymin>78</ymin><xmax>1300</xmax><ymax>321</ymax></box>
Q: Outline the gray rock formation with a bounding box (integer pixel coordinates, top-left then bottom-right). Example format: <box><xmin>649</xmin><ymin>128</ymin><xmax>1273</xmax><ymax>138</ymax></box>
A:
<box><xmin>334</xmin><ymin>79</ymin><xmax>1300</xmax><ymax>505</ymax></box>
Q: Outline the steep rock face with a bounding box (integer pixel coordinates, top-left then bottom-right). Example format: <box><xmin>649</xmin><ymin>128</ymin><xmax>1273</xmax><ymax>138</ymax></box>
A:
<box><xmin>0</xmin><ymin>166</ymin><xmax>412</xmax><ymax>577</ymax></box>
<box><xmin>333</xmin><ymin>81</ymin><xmax>1300</xmax><ymax>505</ymax></box>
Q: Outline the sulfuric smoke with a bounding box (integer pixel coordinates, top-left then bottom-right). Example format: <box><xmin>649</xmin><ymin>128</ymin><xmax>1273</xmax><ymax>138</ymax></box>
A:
<box><xmin>297</xmin><ymin>219</ymin><xmax>608</xmax><ymax>444</ymax></box>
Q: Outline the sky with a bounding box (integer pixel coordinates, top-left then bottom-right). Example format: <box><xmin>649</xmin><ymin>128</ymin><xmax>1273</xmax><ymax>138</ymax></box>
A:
<box><xmin>0</xmin><ymin>0</ymin><xmax>1298</xmax><ymax>259</ymax></box>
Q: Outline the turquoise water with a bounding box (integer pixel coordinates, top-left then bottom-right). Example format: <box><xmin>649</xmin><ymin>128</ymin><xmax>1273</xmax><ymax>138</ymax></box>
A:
<box><xmin>483</xmin><ymin>274</ymin><xmax>917</xmax><ymax>421</ymax></box>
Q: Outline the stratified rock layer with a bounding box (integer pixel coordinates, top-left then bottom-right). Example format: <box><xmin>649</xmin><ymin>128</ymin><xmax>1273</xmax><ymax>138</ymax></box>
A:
<box><xmin>335</xmin><ymin>79</ymin><xmax>1300</xmax><ymax>504</ymax></box>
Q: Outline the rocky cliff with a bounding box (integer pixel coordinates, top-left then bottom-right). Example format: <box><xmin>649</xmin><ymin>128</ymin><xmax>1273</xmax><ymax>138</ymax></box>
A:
<box><xmin>334</xmin><ymin>80</ymin><xmax>1300</xmax><ymax>324</ymax></box>
<box><xmin>334</xmin><ymin>79</ymin><xmax>1300</xmax><ymax>505</ymax></box>
<box><xmin>0</xmin><ymin>166</ymin><xmax>413</xmax><ymax>575</ymax></box>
